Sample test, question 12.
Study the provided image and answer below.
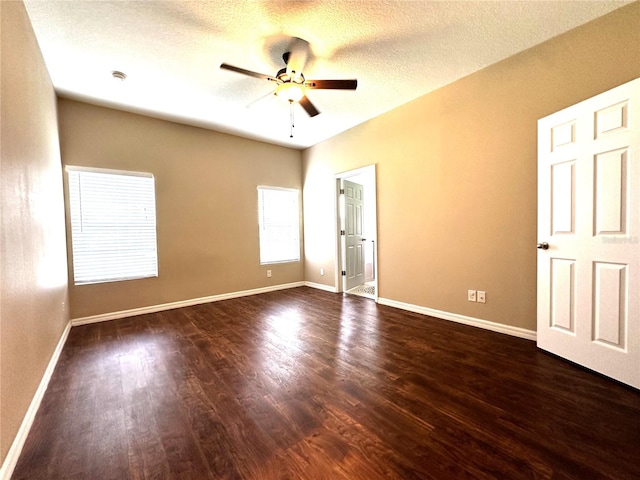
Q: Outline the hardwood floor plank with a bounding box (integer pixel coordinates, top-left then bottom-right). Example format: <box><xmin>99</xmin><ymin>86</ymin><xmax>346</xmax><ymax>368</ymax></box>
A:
<box><xmin>122</xmin><ymin>324</ymin><xmax>172</xmax><ymax>480</ymax></box>
<box><xmin>11</xmin><ymin>287</ymin><xmax>640</xmax><ymax>479</ymax></box>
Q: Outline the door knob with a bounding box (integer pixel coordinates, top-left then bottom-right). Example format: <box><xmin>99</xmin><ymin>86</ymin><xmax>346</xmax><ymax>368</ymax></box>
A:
<box><xmin>537</xmin><ymin>242</ymin><xmax>549</xmax><ymax>250</ymax></box>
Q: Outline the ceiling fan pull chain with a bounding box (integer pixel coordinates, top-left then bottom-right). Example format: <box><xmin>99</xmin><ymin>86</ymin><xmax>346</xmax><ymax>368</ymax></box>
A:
<box><xmin>289</xmin><ymin>100</ymin><xmax>295</xmax><ymax>138</ymax></box>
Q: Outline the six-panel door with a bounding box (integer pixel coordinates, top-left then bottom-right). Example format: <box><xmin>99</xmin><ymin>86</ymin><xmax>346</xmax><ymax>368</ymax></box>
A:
<box><xmin>537</xmin><ymin>78</ymin><xmax>640</xmax><ymax>389</ymax></box>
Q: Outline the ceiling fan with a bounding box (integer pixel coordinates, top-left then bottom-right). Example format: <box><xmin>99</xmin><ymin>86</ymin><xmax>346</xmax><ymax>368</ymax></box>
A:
<box><xmin>220</xmin><ymin>40</ymin><xmax>357</xmax><ymax>118</ymax></box>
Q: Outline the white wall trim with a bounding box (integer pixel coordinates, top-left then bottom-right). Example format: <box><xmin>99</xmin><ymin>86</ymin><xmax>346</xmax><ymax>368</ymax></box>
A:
<box><xmin>378</xmin><ymin>297</ymin><xmax>537</xmax><ymax>341</ymax></box>
<box><xmin>304</xmin><ymin>281</ymin><xmax>337</xmax><ymax>293</ymax></box>
<box><xmin>0</xmin><ymin>320</ymin><xmax>72</xmax><ymax>480</ymax></box>
<box><xmin>71</xmin><ymin>282</ymin><xmax>306</xmax><ymax>326</ymax></box>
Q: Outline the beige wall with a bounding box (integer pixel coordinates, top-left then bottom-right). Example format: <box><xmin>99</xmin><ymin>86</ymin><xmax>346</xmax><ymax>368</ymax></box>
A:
<box><xmin>0</xmin><ymin>1</ymin><xmax>70</xmax><ymax>464</ymax></box>
<box><xmin>302</xmin><ymin>3</ymin><xmax>640</xmax><ymax>331</ymax></box>
<box><xmin>58</xmin><ymin>100</ymin><xmax>303</xmax><ymax>319</ymax></box>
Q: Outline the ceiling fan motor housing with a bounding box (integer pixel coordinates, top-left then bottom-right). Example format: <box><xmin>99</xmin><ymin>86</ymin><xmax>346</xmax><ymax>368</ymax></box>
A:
<box><xmin>277</xmin><ymin>67</ymin><xmax>305</xmax><ymax>84</ymax></box>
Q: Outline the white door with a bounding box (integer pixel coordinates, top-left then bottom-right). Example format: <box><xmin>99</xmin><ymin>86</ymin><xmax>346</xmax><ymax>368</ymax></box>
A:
<box><xmin>537</xmin><ymin>77</ymin><xmax>640</xmax><ymax>389</ymax></box>
<box><xmin>343</xmin><ymin>179</ymin><xmax>365</xmax><ymax>291</ymax></box>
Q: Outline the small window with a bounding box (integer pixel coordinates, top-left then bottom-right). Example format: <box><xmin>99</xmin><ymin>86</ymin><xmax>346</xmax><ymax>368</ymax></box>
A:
<box><xmin>257</xmin><ymin>187</ymin><xmax>300</xmax><ymax>264</ymax></box>
<box><xmin>67</xmin><ymin>167</ymin><xmax>158</xmax><ymax>285</ymax></box>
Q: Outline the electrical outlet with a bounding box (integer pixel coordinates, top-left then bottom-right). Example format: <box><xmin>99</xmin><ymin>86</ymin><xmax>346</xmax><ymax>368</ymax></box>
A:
<box><xmin>468</xmin><ymin>289</ymin><xmax>477</xmax><ymax>302</ymax></box>
<box><xmin>477</xmin><ymin>291</ymin><xmax>486</xmax><ymax>303</ymax></box>
<box><xmin>320</xmin><ymin>268</ymin><xmax>324</xmax><ymax>276</ymax></box>
<box><xmin>267</xmin><ymin>270</ymin><xmax>272</xmax><ymax>278</ymax></box>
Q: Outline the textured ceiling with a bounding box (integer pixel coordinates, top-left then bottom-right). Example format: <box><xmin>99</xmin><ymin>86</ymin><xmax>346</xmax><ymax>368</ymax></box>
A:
<box><xmin>23</xmin><ymin>0</ymin><xmax>631</xmax><ymax>149</ymax></box>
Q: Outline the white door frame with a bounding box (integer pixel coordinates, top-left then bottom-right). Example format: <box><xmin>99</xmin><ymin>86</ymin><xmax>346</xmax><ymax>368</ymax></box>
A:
<box><xmin>334</xmin><ymin>164</ymin><xmax>378</xmax><ymax>300</ymax></box>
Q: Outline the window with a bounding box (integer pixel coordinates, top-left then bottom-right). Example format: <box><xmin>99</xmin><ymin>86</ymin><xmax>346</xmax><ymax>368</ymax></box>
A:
<box><xmin>258</xmin><ymin>187</ymin><xmax>300</xmax><ymax>264</ymax></box>
<box><xmin>67</xmin><ymin>167</ymin><xmax>158</xmax><ymax>285</ymax></box>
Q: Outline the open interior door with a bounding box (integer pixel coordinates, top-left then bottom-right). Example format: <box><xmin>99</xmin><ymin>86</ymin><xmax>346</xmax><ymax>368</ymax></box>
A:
<box><xmin>342</xmin><ymin>179</ymin><xmax>365</xmax><ymax>291</ymax></box>
<box><xmin>537</xmin><ymin>78</ymin><xmax>640</xmax><ymax>389</ymax></box>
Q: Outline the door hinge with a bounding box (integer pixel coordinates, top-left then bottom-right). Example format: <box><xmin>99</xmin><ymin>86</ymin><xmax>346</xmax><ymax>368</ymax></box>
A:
<box><xmin>341</xmin><ymin>270</ymin><xmax>346</xmax><ymax>276</ymax></box>
<box><xmin>340</xmin><ymin>230</ymin><xmax>346</xmax><ymax>236</ymax></box>
<box><xmin>339</xmin><ymin>188</ymin><xmax>345</xmax><ymax>195</ymax></box>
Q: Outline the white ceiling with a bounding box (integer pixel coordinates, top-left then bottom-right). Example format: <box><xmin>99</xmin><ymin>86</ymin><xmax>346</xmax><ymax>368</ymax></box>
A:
<box><xmin>24</xmin><ymin>0</ymin><xmax>631</xmax><ymax>149</ymax></box>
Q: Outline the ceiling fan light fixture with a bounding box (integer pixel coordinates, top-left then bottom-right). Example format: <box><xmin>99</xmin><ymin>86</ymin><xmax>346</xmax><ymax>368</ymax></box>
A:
<box><xmin>275</xmin><ymin>82</ymin><xmax>305</xmax><ymax>103</ymax></box>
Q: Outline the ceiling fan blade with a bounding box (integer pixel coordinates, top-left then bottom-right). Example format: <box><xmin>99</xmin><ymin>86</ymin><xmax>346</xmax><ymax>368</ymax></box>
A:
<box><xmin>285</xmin><ymin>37</ymin><xmax>310</xmax><ymax>80</ymax></box>
<box><xmin>220</xmin><ymin>63</ymin><xmax>277</xmax><ymax>82</ymax></box>
<box><xmin>299</xmin><ymin>96</ymin><xmax>320</xmax><ymax>117</ymax></box>
<box><xmin>305</xmin><ymin>79</ymin><xmax>358</xmax><ymax>90</ymax></box>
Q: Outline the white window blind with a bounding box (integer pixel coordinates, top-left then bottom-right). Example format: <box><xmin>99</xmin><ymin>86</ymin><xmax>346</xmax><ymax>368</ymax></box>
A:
<box><xmin>258</xmin><ymin>187</ymin><xmax>300</xmax><ymax>264</ymax></box>
<box><xmin>67</xmin><ymin>167</ymin><xmax>158</xmax><ymax>285</ymax></box>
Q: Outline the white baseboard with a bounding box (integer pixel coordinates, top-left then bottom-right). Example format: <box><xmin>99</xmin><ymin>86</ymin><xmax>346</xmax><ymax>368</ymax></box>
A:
<box><xmin>0</xmin><ymin>320</ymin><xmax>72</xmax><ymax>480</ymax></box>
<box><xmin>304</xmin><ymin>281</ymin><xmax>337</xmax><ymax>293</ymax></box>
<box><xmin>377</xmin><ymin>297</ymin><xmax>537</xmax><ymax>341</ymax></box>
<box><xmin>71</xmin><ymin>281</ymin><xmax>306</xmax><ymax>326</ymax></box>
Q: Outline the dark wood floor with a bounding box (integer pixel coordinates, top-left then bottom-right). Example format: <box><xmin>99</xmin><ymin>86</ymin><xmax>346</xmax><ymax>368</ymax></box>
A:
<box><xmin>12</xmin><ymin>287</ymin><xmax>640</xmax><ymax>479</ymax></box>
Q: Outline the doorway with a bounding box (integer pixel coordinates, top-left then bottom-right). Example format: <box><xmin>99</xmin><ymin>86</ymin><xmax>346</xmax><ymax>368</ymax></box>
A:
<box><xmin>335</xmin><ymin>165</ymin><xmax>378</xmax><ymax>300</ymax></box>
